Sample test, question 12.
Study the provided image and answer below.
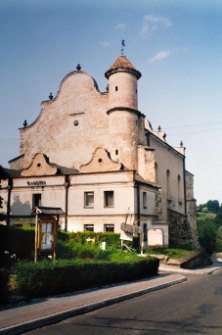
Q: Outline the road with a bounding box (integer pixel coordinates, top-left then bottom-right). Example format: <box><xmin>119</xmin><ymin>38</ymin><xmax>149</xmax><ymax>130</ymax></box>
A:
<box><xmin>24</xmin><ymin>269</ymin><xmax>222</xmax><ymax>335</ymax></box>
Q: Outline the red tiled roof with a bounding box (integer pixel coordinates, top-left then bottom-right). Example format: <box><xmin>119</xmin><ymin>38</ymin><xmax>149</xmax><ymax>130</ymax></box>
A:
<box><xmin>105</xmin><ymin>55</ymin><xmax>141</xmax><ymax>79</ymax></box>
<box><xmin>108</xmin><ymin>55</ymin><xmax>137</xmax><ymax>71</ymax></box>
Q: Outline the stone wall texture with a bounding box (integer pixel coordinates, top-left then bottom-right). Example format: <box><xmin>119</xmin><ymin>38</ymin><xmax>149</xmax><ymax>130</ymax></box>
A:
<box><xmin>168</xmin><ymin>209</ymin><xmax>194</xmax><ymax>247</ymax></box>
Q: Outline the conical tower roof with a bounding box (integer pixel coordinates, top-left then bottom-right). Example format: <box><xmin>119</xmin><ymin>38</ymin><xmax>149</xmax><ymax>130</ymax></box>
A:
<box><xmin>105</xmin><ymin>55</ymin><xmax>141</xmax><ymax>79</ymax></box>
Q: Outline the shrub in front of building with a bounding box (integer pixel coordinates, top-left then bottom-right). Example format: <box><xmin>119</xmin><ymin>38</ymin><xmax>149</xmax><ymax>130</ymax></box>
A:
<box><xmin>0</xmin><ymin>226</ymin><xmax>34</xmax><ymax>267</ymax></box>
<box><xmin>0</xmin><ymin>268</ymin><xmax>9</xmax><ymax>305</ymax></box>
<box><xmin>67</xmin><ymin>232</ymin><xmax>140</xmax><ymax>251</ymax></box>
<box><xmin>0</xmin><ymin>226</ymin><xmax>140</xmax><ymax>267</ymax></box>
<box><xmin>68</xmin><ymin>232</ymin><xmax>120</xmax><ymax>247</ymax></box>
<box><xmin>15</xmin><ymin>257</ymin><xmax>159</xmax><ymax>298</ymax></box>
<box><xmin>57</xmin><ymin>239</ymin><xmax>104</xmax><ymax>260</ymax></box>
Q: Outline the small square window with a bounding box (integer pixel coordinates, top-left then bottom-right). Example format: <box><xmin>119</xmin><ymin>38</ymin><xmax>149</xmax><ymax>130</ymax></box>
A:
<box><xmin>104</xmin><ymin>224</ymin><xmax>114</xmax><ymax>232</ymax></box>
<box><xmin>84</xmin><ymin>224</ymin><xmax>94</xmax><ymax>232</ymax></box>
<box><xmin>143</xmin><ymin>192</ymin><xmax>147</xmax><ymax>209</ymax></box>
<box><xmin>33</xmin><ymin>194</ymin><xmax>41</xmax><ymax>208</ymax></box>
<box><xmin>104</xmin><ymin>191</ymin><xmax>114</xmax><ymax>207</ymax></box>
<box><xmin>84</xmin><ymin>192</ymin><xmax>94</xmax><ymax>208</ymax></box>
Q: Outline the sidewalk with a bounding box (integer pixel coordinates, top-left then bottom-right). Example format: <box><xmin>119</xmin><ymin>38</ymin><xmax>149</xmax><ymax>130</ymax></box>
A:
<box><xmin>0</xmin><ymin>273</ymin><xmax>186</xmax><ymax>335</ymax></box>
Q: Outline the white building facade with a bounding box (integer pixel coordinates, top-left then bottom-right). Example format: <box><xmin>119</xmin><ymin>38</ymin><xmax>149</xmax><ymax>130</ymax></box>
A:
<box><xmin>0</xmin><ymin>55</ymin><xmax>198</xmax><ymax>248</ymax></box>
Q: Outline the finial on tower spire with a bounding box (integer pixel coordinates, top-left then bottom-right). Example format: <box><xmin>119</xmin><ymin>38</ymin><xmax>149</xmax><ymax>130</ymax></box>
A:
<box><xmin>121</xmin><ymin>40</ymin><xmax>125</xmax><ymax>55</ymax></box>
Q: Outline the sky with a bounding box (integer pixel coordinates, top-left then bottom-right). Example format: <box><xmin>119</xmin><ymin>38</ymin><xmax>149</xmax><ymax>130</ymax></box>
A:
<box><xmin>0</xmin><ymin>0</ymin><xmax>222</xmax><ymax>205</ymax></box>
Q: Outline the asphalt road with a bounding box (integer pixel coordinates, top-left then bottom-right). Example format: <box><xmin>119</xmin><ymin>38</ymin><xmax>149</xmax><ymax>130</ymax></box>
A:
<box><xmin>24</xmin><ymin>269</ymin><xmax>222</xmax><ymax>335</ymax></box>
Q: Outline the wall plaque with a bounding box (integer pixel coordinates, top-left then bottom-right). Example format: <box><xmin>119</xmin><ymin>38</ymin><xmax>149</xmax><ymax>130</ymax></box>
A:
<box><xmin>148</xmin><ymin>228</ymin><xmax>163</xmax><ymax>246</ymax></box>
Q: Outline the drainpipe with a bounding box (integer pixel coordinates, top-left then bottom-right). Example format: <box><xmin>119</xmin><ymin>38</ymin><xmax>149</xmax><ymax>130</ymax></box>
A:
<box><xmin>64</xmin><ymin>176</ymin><xmax>70</xmax><ymax>232</ymax></box>
<box><xmin>34</xmin><ymin>213</ymin><xmax>38</xmax><ymax>263</ymax></box>
<box><xmin>136</xmin><ymin>180</ymin><xmax>142</xmax><ymax>253</ymax></box>
<box><xmin>146</xmin><ymin>132</ymin><xmax>150</xmax><ymax>146</ymax></box>
<box><xmin>136</xmin><ymin>181</ymin><xmax>140</xmax><ymax>226</ymax></box>
<box><xmin>6</xmin><ymin>179</ymin><xmax>12</xmax><ymax>226</ymax></box>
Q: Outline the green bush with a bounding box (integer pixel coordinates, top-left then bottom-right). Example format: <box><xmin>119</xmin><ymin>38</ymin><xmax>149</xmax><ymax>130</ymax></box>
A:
<box><xmin>0</xmin><ymin>226</ymin><xmax>35</xmax><ymax>268</ymax></box>
<box><xmin>67</xmin><ymin>232</ymin><xmax>139</xmax><ymax>250</ymax></box>
<box><xmin>216</xmin><ymin>226</ymin><xmax>222</xmax><ymax>252</ymax></box>
<box><xmin>68</xmin><ymin>232</ymin><xmax>120</xmax><ymax>247</ymax></box>
<box><xmin>197</xmin><ymin>219</ymin><xmax>217</xmax><ymax>255</ymax></box>
<box><xmin>214</xmin><ymin>209</ymin><xmax>222</xmax><ymax>229</ymax></box>
<box><xmin>15</xmin><ymin>257</ymin><xmax>159</xmax><ymax>298</ymax></box>
<box><xmin>0</xmin><ymin>227</ymin><xmax>140</xmax><ymax>266</ymax></box>
<box><xmin>0</xmin><ymin>268</ymin><xmax>9</xmax><ymax>304</ymax></box>
<box><xmin>57</xmin><ymin>239</ymin><xmax>140</xmax><ymax>262</ymax></box>
<box><xmin>57</xmin><ymin>239</ymin><xmax>103</xmax><ymax>260</ymax></box>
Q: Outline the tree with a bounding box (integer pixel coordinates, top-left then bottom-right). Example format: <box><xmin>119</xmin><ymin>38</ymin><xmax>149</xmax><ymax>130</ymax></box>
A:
<box><xmin>197</xmin><ymin>200</ymin><xmax>220</xmax><ymax>213</ymax></box>
<box><xmin>214</xmin><ymin>208</ymin><xmax>222</xmax><ymax>229</ymax></box>
<box><xmin>206</xmin><ymin>200</ymin><xmax>220</xmax><ymax>213</ymax></box>
<box><xmin>197</xmin><ymin>219</ymin><xmax>217</xmax><ymax>255</ymax></box>
<box><xmin>216</xmin><ymin>226</ymin><xmax>222</xmax><ymax>252</ymax></box>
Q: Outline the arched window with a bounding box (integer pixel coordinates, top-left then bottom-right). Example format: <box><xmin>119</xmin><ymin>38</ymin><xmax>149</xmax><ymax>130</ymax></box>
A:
<box><xmin>178</xmin><ymin>175</ymin><xmax>182</xmax><ymax>200</ymax></box>
<box><xmin>167</xmin><ymin>170</ymin><xmax>171</xmax><ymax>199</ymax></box>
<box><xmin>155</xmin><ymin>162</ymin><xmax>158</xmax><ymax>183</ymax></box>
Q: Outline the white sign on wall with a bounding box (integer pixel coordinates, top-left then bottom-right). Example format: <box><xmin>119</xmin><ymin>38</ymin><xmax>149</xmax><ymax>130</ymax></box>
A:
<box><xmin>148</xmin><ymin>228</ymin><xmax>163</xmax><ymax>247</ymax></box>
<box><xmin>120</xmin><ymin>230</ymin><xmax>133</xmax><ymax>241</ymax></box>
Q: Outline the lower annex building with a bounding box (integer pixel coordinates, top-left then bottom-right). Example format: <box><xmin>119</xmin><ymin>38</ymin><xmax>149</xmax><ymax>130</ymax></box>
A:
<box><xmin>0</xmin><ymin>54</ymin><xmax>198</xmax><ymax>248</ymax></box>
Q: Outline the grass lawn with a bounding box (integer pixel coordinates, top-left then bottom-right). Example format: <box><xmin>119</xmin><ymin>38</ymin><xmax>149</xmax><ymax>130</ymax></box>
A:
<box><xmin>197</xmin><ymin>212</ymin><xmax>216</xmax><ymax>221</ymax></box>
<box><xmin>146</xmin><ymin>246</ymin><xmax>195</xmax><ymax>259</ymax></box>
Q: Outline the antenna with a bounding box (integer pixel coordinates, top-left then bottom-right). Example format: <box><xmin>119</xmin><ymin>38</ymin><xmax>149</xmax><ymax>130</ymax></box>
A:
<box><xmin>121</xmin><ymin>40</ymin><xmax>125</xmax><ymax>55</ymax></box>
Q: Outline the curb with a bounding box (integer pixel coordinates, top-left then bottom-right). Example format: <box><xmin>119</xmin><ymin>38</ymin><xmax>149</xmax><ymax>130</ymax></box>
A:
<box><xmin>0</xmin><ymin>276</ymin><xmax>186</xmax><ymax>335</ymax></box>
<box><xmin>159</xmin><ymin>265</ymin><xmax>222</xmax><ymax>275</ymax></box>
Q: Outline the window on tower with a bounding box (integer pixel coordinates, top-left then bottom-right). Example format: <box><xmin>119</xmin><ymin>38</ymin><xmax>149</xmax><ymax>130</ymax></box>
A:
<box><xmin>115</xmin><ymin>86</ymin><xmax>118</xmax><ymax>91</ymax></box>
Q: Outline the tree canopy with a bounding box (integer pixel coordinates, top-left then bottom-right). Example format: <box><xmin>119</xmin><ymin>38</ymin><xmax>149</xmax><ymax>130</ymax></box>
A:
<box><xmin>197</xmin><ymin>200</ymin><xmax>220</xmax><ymax>213</ymax></box>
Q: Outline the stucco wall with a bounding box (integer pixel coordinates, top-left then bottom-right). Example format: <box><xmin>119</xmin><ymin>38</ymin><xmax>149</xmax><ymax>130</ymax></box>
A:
<box><xmin>9</xmin><ymin>176</ymin><xmax>65</xmax><ymax>216</ymax></box>
<box><xmin>149</xmin><ymin>135</ymin><xmax>185</xmax><ymax>221</ymax></box>
<box><xmin>15</xmin><ymin>71</ymin><xmax>110</xmax><ymax>171</ymax></box>
<box><xmin>12</xmin><ymin>68</ymin><xmax>146</xmax><ymax>174</ymax></box>
<box><xmin>108</xmin><ymin>72</ymin><xmax>138</xmax><ymax>110</ymax></box>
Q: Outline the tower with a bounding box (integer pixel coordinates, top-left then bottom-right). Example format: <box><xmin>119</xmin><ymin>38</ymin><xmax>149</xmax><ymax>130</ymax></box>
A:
<box><xmin>105</xmin><ymin>55</ymin><xmax>143</xmax><ymax>170</ymax></box>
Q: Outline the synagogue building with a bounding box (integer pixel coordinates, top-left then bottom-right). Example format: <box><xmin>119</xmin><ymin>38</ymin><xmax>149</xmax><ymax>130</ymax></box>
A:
<box><xmin>0</xmin><ymin>54</ymin><xmax>198</xmax><ymax>248</ymax></box>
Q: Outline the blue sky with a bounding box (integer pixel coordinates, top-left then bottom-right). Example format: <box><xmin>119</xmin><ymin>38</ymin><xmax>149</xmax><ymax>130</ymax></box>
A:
<box><xmin>1</xmin><ymin>0</ymin><xmax>222</xmax><ymax>204</ymax></box>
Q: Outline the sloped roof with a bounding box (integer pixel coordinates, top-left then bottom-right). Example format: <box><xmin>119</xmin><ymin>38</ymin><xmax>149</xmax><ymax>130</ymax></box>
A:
<box><xmin>32</xmin><ymin>206</ymin><xmax>64</xmax><ymax>215</ymax></box>
<box><xmin>105</xmin><ymin>55</ymin><xmax>141</xmax><ymax>79</ymax></box>
<box><xmin>0</xmin><ymin>166</ymin><xmax>21</xmax><ymax>179</ymax></box>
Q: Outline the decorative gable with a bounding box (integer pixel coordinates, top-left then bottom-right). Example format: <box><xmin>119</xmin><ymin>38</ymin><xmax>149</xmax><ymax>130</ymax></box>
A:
<box><xmin>21</xmin><ymin>153</ymin><xmax>57</xmax><ymax>176</ymax></box>
<box><xmin>80</xmin><ymin>148</ymin><xmax>121</xmax><ymax>173</ymax></box>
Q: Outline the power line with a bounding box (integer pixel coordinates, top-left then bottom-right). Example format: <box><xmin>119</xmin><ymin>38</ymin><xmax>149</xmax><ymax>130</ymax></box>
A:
<box><xmin>164</xmin><ymin>121</ymin><xmax>222</xmax><ymax>130</ymax></box>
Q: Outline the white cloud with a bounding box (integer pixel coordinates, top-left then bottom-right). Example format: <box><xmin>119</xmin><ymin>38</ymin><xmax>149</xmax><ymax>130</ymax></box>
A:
<box><xmin>148</xmin><ymin>51</ymin><xmax>170</xmax><ymax>62</ymax></box>
<box><xmin>101</xmin><ymin>41</ymin><xmax>111</xmax><ymax>47</ymax></box>
<box><xmin>141</xmin><ymin>14</ymin><xmax>171</xmax><ymax>36</ymax></box>
<box><xmin>115</xmin><ymin>23</ymin><xmax>126</xmax><ymax>29</ymax></box>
